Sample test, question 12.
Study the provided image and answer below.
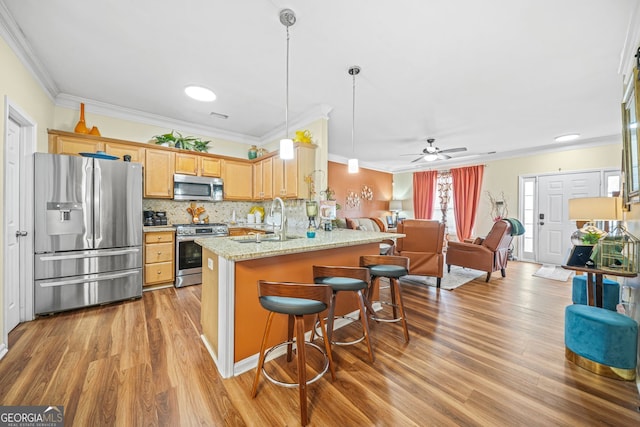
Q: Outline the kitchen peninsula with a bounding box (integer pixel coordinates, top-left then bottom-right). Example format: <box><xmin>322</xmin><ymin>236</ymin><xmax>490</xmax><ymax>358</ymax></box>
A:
<box><xmin>196</xmin><ymin>228</ymin><xmax>404</xmax><ymax>378</ymax></box>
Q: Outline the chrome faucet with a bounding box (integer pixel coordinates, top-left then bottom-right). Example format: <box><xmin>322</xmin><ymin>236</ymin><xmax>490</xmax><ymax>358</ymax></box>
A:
<box><xmin>270</xmin><ymin>197</ymin><xmax>287</xmax><ymax>240</ymax></box>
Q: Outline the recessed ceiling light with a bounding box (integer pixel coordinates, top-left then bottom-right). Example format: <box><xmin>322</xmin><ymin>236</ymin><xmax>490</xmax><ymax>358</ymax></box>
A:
<box><xmin>185</xmin><ymin>85</ymin><xmax>216</xmax><ymax>102</ymax></box>
<box><xmin>554</xmin><ymin>133</ymin><xmax>580</xmax><ymax>142</ymax></box>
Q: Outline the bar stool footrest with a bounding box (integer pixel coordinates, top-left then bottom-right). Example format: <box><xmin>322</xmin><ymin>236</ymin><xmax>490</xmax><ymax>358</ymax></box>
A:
<box><xmin>262</xmin><ymin>340</ymin><xmax>329</xmax><ymax>388</ymax></box>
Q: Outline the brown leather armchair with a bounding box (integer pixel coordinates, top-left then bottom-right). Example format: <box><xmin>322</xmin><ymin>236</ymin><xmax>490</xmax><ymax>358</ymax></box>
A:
<box><xmin>445</xmin><ymin>220</ymin><xmax>513</xmax><ymax>282</ymax></box>
<box><xmin>396</xmin><ymin>220</ymin><xmax>446</xmax><ymax>287</ymax></box>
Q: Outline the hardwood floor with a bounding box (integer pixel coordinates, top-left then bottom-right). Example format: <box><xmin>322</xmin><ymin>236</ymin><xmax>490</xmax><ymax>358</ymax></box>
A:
<box><xmin>1</xmin><ymin>261</ymin><xmax>639</xmax><ymax>426</ymax></box>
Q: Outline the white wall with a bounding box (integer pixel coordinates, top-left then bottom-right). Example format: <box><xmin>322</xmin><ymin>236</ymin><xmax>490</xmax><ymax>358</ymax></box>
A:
<box><xmin>0</xmin><ymin>35</ymin><xmax>56</xmax><ymax>350</ymax></box>
<box><xmin>394</xmin><ymin>142</ymin><xmax>620</xmax><ymax>236</ymax></box>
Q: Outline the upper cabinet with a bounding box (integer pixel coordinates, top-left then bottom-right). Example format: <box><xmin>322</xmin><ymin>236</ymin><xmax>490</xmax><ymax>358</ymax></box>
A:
<box><xmin>48</xmin><ymin>130</ymin><xmax>317</xmax><ymax>202</ymax></box>
<box><xmin>253</xmin><ymin>157</ymin><xmax>273</xmax><ymax>200</ymax></box>
<box><xmin>273</xmin><ymin>145</ymin><xmax>316</xmax><ymax>199</ymax></box>
<box><xmin>222</xmin><ymin>159</ymin><xmax>253</xmax><ymax>200</ymax></box>
<box><xmin>175</xmin><ymin>152</ymin><xmax>221</xmax><ymax>177</ymax></box>
<box><xmin>48</xmin><ymin>131</ymin><xmax>104</xmax><ymax>155</ymax></box>
<box><xmin>105</xmin><ymin>142</ymin><xmax>146</xmax><ymax>167</ymax></box>
<box><xmin>145</xmin><ymin>149</ymin><xmax>175</xmax><ymax>198</ymax></box>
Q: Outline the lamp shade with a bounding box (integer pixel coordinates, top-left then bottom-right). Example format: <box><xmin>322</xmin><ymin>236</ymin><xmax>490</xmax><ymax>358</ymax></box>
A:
<box><xmin>348</xmin><ymin>158</ymin><xmax>359</xmax><ymax>173</ymax></box>
<box><xmin>279</xmin><ymin>138</ymin><xmax>294</xmax><ymax>160</ymax></box>
<box><xmin>389</xmin><ymin>200</ymin><xmax>402</xmax><ymax>212</ymax></box>
<box><xmin>568</xmin><ymin>197</ymin><xmax>622</xmax><ymax>221</ymax></box>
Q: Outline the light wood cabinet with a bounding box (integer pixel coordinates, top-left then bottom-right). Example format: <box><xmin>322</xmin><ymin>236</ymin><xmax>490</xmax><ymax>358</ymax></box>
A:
<box><xmin>144</xmin><ymin>149</ymin><xmax>175</xmax><ymax>198</ymax></box>
<box><xmin>144</xmin><ymin>231</ymin><xmax>175</xmax><ymax>287</ymax></box>
<box><xmin>175</xmin><ymin>152</ymin><xmax>221</xmax><ymax>177</ymax></box>
<box><xmin>48</xmin><ymin>133</ymin><xmax>104</xmax><ymax>155</ymax></box>
<box><xmin>273</xmin><ymin>145</ymin><xmax>316</xmax><ymax>199</ymax></box>
<box><xmin>222</xmin><ymin>159</ymin><xmax>253</xmax><ymax>200</ymax></box>
<box><xmin>252</xmin><ymin>157</ymin><xmax>273</xmax><ymax>200</ymax></box>
<box><xmin>105</xmin><ymin>142</ymin><xmax>146</xmax><ymax>166</ymax></box>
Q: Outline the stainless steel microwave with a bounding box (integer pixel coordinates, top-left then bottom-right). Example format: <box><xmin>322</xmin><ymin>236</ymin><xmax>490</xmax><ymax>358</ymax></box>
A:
<box><xmin>173</xmin><ymin>174</ymin><xmax>223</xmax><ymax>201</ymax></box>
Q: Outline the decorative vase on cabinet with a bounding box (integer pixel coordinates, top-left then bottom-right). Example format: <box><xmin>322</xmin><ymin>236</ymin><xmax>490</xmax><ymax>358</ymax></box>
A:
<box><xmin>74</xmin><ymin>103</ymin><xmax>89</xmax><ymax>134</ymax></box>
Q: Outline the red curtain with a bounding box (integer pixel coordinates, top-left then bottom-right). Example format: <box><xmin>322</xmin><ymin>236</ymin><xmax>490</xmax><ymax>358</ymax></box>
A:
<box><xmin>412</xmin><ymin>171</ymin><xmax>437</xmax><ymax>219</ymax></box>
<box><xmin>451</xmin><ymin>165</ymin><xmax>484</xmax><ymax>241</ymax></box>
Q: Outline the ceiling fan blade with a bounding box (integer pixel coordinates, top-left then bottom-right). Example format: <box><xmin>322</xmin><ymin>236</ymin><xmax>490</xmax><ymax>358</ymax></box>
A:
<box><xmin>436</xmin><ymin>153</ymin><xmax>451</xmax><ymax>160</ymax></box>
<box><xmin>400</xmin><ymin>153</ymin><xmax>424</xmax><ymax>156</ymax></box>
<box><xmin>411</xmin><ymin>156</ymin><xmax>425</xmax><ymax>163</ymax></box>
<box><xmin>439</xmin><ymin>147</ymin><xmax>467</xmax><ymax>154</ymax></box>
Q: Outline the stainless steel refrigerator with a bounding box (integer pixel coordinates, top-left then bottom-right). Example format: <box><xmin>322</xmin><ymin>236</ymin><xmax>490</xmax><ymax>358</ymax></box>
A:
<box><xmin>33</xmin><ymin>153</ymin><xmax>143</xmax><ymax>314</ymax></box>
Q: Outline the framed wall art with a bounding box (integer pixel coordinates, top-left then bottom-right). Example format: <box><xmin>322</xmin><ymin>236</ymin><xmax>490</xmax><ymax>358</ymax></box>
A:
<box><xmin>622</xmin><ymin>67</ymin><xmax>640</xmax><ymax>206</ymax></box>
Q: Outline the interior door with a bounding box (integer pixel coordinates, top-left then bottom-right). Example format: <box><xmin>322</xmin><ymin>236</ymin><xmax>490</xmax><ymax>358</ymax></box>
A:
<box><xmin>537</xmin><ymin>172</ymin><xmax>601</xmax><ymax>265</ymax></box>
<box><xmin>4</xmin><ymin>119</ymin><xmax>21</xmax><ymax>332</ymax></box>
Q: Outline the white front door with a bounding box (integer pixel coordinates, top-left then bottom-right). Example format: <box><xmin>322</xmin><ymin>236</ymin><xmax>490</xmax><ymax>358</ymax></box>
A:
<box><xmin>4</xmin><ymin>118</ymin><xmax>21</xmax><ymax>332</ymax></box>
<box><xmin>537</xmin><ymin>171</ymin><xmax>601</xmax><ymax>265</ymax></box>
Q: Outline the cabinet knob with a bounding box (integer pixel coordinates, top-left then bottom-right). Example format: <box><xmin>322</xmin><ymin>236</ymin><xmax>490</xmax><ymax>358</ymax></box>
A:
<box><xmin>157</xmin><ymin>251</ymin><xmax>162</xmax><ymax>255</ymax></box>
<box><xmin>157</xmin><ymin>270</ymin><xmax>162</xmax><ymax>275</ymax></box>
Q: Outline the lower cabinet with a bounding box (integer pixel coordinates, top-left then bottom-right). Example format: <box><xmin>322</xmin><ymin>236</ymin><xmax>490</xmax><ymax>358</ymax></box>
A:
<box><xmin>144</xmin><ymin>231</ymin><xmax>175</xmax><ymax>287</ymax></box>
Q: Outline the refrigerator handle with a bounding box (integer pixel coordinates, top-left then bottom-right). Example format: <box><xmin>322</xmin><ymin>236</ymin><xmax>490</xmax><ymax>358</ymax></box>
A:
<box><xmin>39</xmin><ymin>247</ymin><xmax>140</xmax><ymax>261</ymax></box>
<box><xmin>93</xmin><ymin>160</ymin><xmax>102</xmax><ymax>245</ymax></box>
<box><xmin>38</xmin><ymin>270</ymin><xmax>140</xmax><ymax>288</ymax></box>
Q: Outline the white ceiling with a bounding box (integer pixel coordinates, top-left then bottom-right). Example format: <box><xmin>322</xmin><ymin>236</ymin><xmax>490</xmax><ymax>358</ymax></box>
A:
<box><xmin>1</xmin><ymin>0</ymin><xmax>637</xmax><ymax>172</ymax></box>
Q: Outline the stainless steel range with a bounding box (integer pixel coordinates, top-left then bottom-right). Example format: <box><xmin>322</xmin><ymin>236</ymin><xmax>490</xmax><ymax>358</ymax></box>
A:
<box><xmin>174</xmin><ymin>223</ymin><xmax>228</xmax><ymax>287</ymax></box>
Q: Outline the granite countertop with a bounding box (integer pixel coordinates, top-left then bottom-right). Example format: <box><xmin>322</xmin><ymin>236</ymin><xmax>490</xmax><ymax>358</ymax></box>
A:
<box><xmin>143</xmin><ymin>225</ymin><xmax>175</xmax><ymax>233</ymax></box>
<box><xmin>196</xmin><ymin>228</ymin><xmax>404</xmax><ymax>261</ymax></box>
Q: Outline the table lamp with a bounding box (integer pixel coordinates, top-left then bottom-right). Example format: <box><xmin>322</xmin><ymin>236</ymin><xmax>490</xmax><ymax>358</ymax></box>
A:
<box><xmin>389</xmin><ymin>200</ymin><xmax>402</xmax><ymax>226</ymax></box>
<box><xmin>567</xmin><ymin>197</ymin><xmax>616</xmax><ymax>245</ymax></box>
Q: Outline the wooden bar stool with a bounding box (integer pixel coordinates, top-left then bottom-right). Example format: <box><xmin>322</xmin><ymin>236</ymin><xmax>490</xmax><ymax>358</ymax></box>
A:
<box><xmin>360</xmin><ymin>255</ymin><xmax>411</xmax><ymax>342</ymax></box>
<box><xmin>312</xmin><ymin>265</ymin><xmax>376</xmax><ymax>362</ymax></box>
<box><xmin>250</xmin><ymin>280</ymin><xmax>335</xmax><ymax>426</ymax></box>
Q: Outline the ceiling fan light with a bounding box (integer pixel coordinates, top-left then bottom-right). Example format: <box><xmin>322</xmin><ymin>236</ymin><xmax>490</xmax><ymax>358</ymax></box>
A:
<box><xmin>348</xmin><ymin>158</ymin><xmax>359</xmax><ymax>173</ymax></box>
<box><xmin>424</xmin><ymin>153</ymin><xmax>438</xmax><ymax>162</ymax></box>
<box><xmin>280</xmin><ymin>138</ymin><xmax>294</xmax><ymax>160</ymax></box>
<box><xmin>184</xmin><ymin>85</ymin><xmax>216</xmax><ymax>102</ymax></box>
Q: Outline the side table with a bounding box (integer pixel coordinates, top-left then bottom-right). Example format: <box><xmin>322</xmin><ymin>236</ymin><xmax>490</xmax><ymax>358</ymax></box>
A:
<box><xmin>561</xmin><ymin>265</ymin><xmax>636</xmax><ymax>308</ymax></box>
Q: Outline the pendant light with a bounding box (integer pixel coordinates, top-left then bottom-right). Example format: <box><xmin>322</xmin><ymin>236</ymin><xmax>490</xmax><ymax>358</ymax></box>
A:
<box><xmin>279</xmin><ymin>8</ymin><xmax>296</xmax><ymax>160</ymax></box>
<box><xmin>348</xmin><ymin>65</ymin><xmax>361</xmax><ymax>173</ymax></box>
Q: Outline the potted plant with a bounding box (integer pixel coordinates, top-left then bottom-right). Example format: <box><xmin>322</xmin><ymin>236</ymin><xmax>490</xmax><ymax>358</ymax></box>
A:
<box><xmin>153</xmin><ymin>130</ymin><xmax>211</xmax><ymax>152</ymax></box>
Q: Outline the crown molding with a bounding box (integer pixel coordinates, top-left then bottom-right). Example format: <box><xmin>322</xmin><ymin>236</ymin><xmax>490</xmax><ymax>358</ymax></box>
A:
<box><xmin>55</xmin><ymin>93</ymin><xmax>262</xmax><ymax>145</ymax></box>
<box><xmin>391</xmin><ymin>134</ymin><xmax>622</xmax><ymax>174</ymax></box>
<box><xmin>0</xmin><ymin>1</ymin><xmax>58</xmax><ymax>101</ymax></box>
<box><xmin>260</xmin><ymin>104</ymin><xmax>333</xmax><ymax>143</ymax></box>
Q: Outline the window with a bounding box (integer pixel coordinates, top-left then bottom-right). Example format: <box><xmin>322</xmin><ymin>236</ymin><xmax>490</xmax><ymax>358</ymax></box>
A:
<box><xmin>433</xmin><ymin>172</ymin><xmax>456</xmax><ymax>237</ymax></box>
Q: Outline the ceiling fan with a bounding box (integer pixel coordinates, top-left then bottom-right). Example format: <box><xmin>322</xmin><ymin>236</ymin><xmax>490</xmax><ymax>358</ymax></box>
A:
<box><xmin>402</xmin><ymin>138</ymin><xmax>467</xmax><ymax>162</ymax></box>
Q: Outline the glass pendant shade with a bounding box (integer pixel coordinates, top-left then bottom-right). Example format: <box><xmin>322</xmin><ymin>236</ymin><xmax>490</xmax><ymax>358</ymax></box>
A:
<box><xmin>280</xmin><ymin>138</ymin><xmax>294</xmax><ymax>160</ymax></box>
<box><xmin>348</xmin><ymin>158</ymin><xmax>359</xmax><ymax>173</ymax></box>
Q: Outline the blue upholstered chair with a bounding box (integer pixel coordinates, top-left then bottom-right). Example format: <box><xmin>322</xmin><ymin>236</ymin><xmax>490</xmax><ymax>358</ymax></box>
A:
<box><xmin>571</xmin><ymin>275</ymin><xmax>620</xmax><ymax>311</ymax></box>
<box><xmin>564</xmin><ymin>304</ymin><xmax>637</xmax><ymax>380</ymax></box>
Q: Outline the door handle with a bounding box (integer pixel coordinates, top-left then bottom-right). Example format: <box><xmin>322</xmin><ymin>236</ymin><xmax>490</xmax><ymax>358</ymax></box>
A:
<box><xmin>15</xmin><ymin>231</ymin><xmax>27</xmax><ymax>237</ymax></box>
<box><xmin>539</xmin><ymin>221</ymin><xmax>544</xmax><ymax>226</ymax></box>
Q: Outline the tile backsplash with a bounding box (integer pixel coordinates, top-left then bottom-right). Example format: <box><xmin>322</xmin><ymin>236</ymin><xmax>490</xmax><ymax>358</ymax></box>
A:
<box><xmin>143</xmin><ymin>199</ymin><xmax>311</xmax><ymax>228</ymax></box>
